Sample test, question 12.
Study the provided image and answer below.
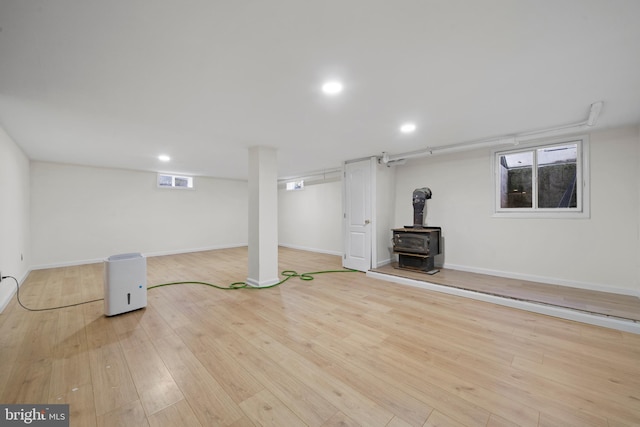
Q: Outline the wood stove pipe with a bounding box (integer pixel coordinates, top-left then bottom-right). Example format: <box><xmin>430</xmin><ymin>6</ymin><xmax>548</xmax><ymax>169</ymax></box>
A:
<box><xmin>412</xmin><ymin>187</ymin><xmax>432</xmax><ymax>228</ymax></box>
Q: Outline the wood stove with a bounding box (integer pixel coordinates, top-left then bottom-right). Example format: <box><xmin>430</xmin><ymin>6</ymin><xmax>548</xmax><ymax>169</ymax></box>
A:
<box><xmin>392</xmin><ymin>187</ymin><xmax>441</xmax><ymax>273</ymax></box>
<box><xmin>392</xmin><ymin>227</ymin><xmax>441</xmax><ymax>272</ymax></box>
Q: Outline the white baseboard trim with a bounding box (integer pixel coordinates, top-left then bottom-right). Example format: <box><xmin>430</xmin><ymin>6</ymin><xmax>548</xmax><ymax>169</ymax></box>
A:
<box><xmin>143</xmin><ymin>243</ymin><xmax>248</xmax><ymax>258</ymax></box>
<box><xmin>367</xmin><ymin>270</ymin><xmax>640</xmax><ymax>335</ymax></box>
<box><xmin>278</xmin><ymin>243</ymin><xmax>342</xmax><ymax>257</ymax></box>
<box><xmin>246</xmin><ymin>277</ymin><xmax>280</xmax><ymax>288</ymax></box>
<box><xmin>30</xmin><ymin>244</ymin><xmax>342</xmax><ymax>273</ymax></box>
<box><xmin>0</xmin><ymin>270</ymin><xmax>30</xmax><ymax>313</ymax></box>
<box><xmin>376</xmin><ymin>258</ymin><xmax>392</xmax><ymax>268</ymax></box>
<box><xmin>443</xmin><ymin>262</ymin><xmax>639</xmax><ymax>298</ymax></box>
<box><xmin>29</xmin><ymin>244</ymin><xmax>249</xmax><ymax>271</ymax></box>
<box><xmin>31</xmin><ymin>257</ymin><xmax>105</xmax><ymax>270</ymax></box>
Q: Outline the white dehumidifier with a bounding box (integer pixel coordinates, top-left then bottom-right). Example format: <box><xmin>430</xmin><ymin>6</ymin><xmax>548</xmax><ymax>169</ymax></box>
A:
<box><xmin>104</xmin><ymin>253</ymin><xmax>147</xmax><ymax>316</ymax></box>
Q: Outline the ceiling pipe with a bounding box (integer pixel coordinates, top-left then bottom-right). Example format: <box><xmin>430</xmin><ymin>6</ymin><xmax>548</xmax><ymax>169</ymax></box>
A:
<box><xmin>382</xmin><ymin>101</ymin><xmax>604</xmax><ymax>163</ymax></box>
<box><xmin>278</xmin><ymin>167</ymin><xmax>342</xmax><ymax>184</ymax></box>
<box><xmin>379</xmin><ymin>152</ymin><xmax>407</xmax><ymax>167</ymax></box>
<box><xmin>282</xmin><ymin>101</ymin><xmax>604</xmax><ymax>177</ymax></box>
<box><xmin>587</xmin><ymin>100</ymin><xmax>604</xmax><ymax>126</ymax></box>
<box><xmin>515</xmin><ymin>101</ymin><xmax>604</xmax><ymax>143</ymax></box>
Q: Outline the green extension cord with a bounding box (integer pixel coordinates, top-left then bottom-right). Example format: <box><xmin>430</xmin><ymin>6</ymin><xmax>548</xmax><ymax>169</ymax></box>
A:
<box><xmin>8</xmin><ymin>268</ymin><xmax>359</xmax><ymax>312</ymax></box>
<box><xmin>147</xmin><ymin>268</ymin><xmax>359</xmax><ymax>291</ymax></box>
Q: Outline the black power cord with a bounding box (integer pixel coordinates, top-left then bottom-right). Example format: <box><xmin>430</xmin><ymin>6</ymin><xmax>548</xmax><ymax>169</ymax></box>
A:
<box><xmin>3</xmin><ymin>275</ymin><xmax>104</xmax><ymax>312</ymax></box>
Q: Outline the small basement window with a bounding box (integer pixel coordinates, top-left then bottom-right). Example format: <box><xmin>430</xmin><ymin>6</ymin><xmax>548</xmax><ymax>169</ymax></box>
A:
<box><xmin>157</xmin><ymin>173</ymin><xmax>194</xmax><ymax>189</ymax></box>
<box><xmin>286</xmin><ymin>180</ymin><xmax>304</xmax><ymax>191</ymax></box>
<box><xmin>493</xmin><ymin>136</ymin><xmax>589</xmax><ymax>218</ymax></box>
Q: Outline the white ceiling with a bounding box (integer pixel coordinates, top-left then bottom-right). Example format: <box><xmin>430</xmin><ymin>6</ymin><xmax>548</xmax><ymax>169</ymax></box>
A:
<box><xmin>1</xmin><ymin>0</ymin><xmax>639</xmax><ymax>180</ymax></box>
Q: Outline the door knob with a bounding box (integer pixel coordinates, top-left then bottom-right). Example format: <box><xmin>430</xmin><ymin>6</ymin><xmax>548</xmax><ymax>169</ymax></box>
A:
<box><xmin>364</xmin><ymin>219</ymin><xmax>371</xmax><ymax>225</ymax></box>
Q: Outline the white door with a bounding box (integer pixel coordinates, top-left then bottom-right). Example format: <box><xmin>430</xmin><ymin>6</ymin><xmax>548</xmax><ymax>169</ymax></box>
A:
<box><xmin>343</xmin><ymin>159</ymin><xmax>372</xmax><ymax>271</ymax></box>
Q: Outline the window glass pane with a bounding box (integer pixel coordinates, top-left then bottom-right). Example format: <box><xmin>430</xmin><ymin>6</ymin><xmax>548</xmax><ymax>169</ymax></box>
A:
<box><xmin>158</xmin><ymin>173</ymin><xmax>194</xmax><ymax>189</ymax></box>
<box><xmin>499</xmin><ymin>152</ymin><xmax>533</xmax><ymax>208</ymax></box>
<box><xmin>503</xmin><ymin>151</ymin><xmax>533</xmax><ymax>168</ymax></box>
<box><xmin>158</xmin><ymin>174</ymin><xmax>173</xmax><ymax>187</ymax></box>
<box><xmin>174</xmin><ymin>177</ymin><xmax>190</xmax><ymax>187</ymax></box>
<box><xmin>286</xmin><ymin>180</ymin><xmax>304</xmax><ymax>191</ymax></box>
<box><xmin>537</xmin><ymin>144</ymin><xmax>577</xmax><ymax>208</ymax></box>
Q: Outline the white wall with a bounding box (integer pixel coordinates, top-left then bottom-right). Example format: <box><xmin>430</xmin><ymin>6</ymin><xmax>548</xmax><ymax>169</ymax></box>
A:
<box><xmin>30</xmin><ymin>162</ymin><xmax>248</xmax><ymax>268</ymax></box>
<box><xmin>392</xmin><ymin>125</ymin><xmax>640</xmax><ymax>295</ymax></box>
<box><xmin>278</xmin><ymin>179</ymin><xmax>342</xmax><ymax>255</ymax></box>
<box><xmin>374</xmin><ymin>162</ymin><xmax>396</xmax><ymax>267</ymax></box>
<box><xmin>276</xmin><ymin>162</ymin><xmax>395</xmax><ymax>266</ymax></box>
<box><xmin>0</xmin><ymin>126</ymin><xmax>30</xmax><ymax>311</ymax></box>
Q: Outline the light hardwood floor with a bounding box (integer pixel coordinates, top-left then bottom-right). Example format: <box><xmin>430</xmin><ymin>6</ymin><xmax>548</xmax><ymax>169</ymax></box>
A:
<box><xmin>1</xmin><ymin>247</ymin><xmax>639</xmax><ymax>427</ymax></box>
<box><xmin>372</xmin><ymin>263</ymin><xmax>640</xmax><ymax>322</ymax></box>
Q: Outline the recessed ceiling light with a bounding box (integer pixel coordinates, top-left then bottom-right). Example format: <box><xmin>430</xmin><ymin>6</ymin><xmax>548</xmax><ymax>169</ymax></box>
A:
<box><xmin>400</xmin><ymin>122</ymin><xmax>417</xmax><ymax>134</ymax></box>
<box><xmin>158</xmin><ymin>155</ymin><xmax>171</xmax><ymax>162</ymax></box>
<box><xmin>322</xmin><ymin>80</ymin><xmax>343</xmax><ymax>95</ymax></box>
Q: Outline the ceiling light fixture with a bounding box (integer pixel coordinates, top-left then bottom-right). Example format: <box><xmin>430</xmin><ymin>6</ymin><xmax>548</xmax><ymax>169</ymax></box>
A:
<box><xmin>322</xmin><ymin>80</ymin><xmax>343</xmax><ymax>95</ymax></box>
<box><xmin>400</xmin><ymin>122</ymin><xmax>416</xmax><ymax>134</ymax></box>
<box><xmin>158</xmin><ymin>155</ymin><xmax>171</xmax><ymax>162</ymax></box>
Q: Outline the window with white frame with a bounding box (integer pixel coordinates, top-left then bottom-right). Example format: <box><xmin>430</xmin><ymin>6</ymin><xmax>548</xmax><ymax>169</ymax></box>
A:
<box><xmin>157</xmin><ymin>173</ymin><xmax>194</xmax><ymax>189</ymax></box>
<box><xmin>285</xmin><ymin>180</ymin><xmax>304</xmax><ymax>191</ymax></box>
<box><xmin>494</xmin><ymin>136</ymin><xmax>589</xmax><ymax>218</ymax></box>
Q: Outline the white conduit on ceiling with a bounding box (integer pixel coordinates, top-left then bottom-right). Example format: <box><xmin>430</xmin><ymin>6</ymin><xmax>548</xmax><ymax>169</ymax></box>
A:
<box><xmin>278</xmin><ymin>167</ymin><xmax>343</xmax><ymax>184</ymax></box>
<box><xmin>280</xmin><ymin>101</ymin><xmax>603</xmax><ymax>180</ymax></box>
<box><xmin>381</xmin><ymin>101</ymin><xmax>604</xmax><ymax>164</ymax></box>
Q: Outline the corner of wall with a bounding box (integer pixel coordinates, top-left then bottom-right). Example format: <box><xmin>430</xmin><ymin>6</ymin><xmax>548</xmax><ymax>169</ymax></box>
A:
<box><xmin>637</xmin><ymin>124</ymin><xmax>640</xmax><ymax>296</ymax></box>
<box><xmin>0</xmin><ymin>125</ymin><xmax>31</xmax><ymax>313</ymax></box>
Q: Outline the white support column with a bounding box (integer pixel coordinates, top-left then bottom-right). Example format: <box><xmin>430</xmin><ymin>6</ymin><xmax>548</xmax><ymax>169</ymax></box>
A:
<box><xmin>247</xmin><ymin>146</ymin><xmax>279</xmax><ymax>287</ymax></box>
